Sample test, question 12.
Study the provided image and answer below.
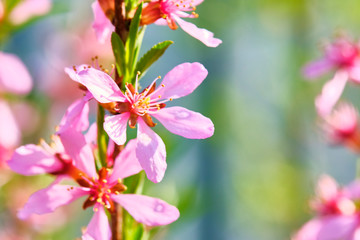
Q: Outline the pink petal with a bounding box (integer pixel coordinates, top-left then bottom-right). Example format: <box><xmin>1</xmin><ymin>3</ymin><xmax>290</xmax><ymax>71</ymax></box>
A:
<box><xmin>185</xmin><ymin>0</ymin><xmax>204</xmax><ymax>6</ymax></box>
<box><xmin>104</xmin><ymin>113</ymin><xmax>129</xmax><ymax>145</ymax></box>
<box><xmin>85</xmin><ymin>123</ymin><xmax>98</xmax><ymax>145</ymax></box>
<box><xmin>0</xmin><ymin>100</ymin><xmax>20</xmax><ymax>149</ymax></box>
<box><xmin>9</xmin><ymin>0</ymin><xmax>51</xmax><ymax>25</ymax></box>
<box><xmin>108</xmin><ymin>139</ymin><xmax>143</xmax><ymax>183</ymax></box>
<box><xmin>315</xmin><ymin>70</ymin><xmax>348</xmax><ymax>117</ymax></box>
<box><xmin>0</xmin><ymin>52</ymin><xmax>32</xmax><ymax>94</ymax></box>
<box><xmin>155</xmin><ymin>62</ymin><xmax>208</xmax><ymax>100</ymax></box>
<box><xmin>153</xmin><ymin>106</ymin><xmax>214</xmax><ymax>139</ymax></box>
<box><xmin>112</xmin><ymin>194</ymin><xmax>179</xmax><ymax>226</ymax></box>
<box><xmin>173</xmin><ymin>15</ymin><xmax>222</xmax><ymax>47</ymax></box>
<box><xmin>91</xmin><ymin>1</ymin><xmax>114</xmax><ymax>44</ymax></box>
<box><xmin>344</xmin><ymin>180</ymin><xmax>360</xmax><ymax>200</ymax></box>
<box><xmin>318</xmin><ymin>215</ymin><xmax>358</xmax><ymax>240</ymax></box>
<box><xmin>292</xmin><ymin>218</ymin><xmax>323</xmax><ymax>240</ymax></box>
<box><xmin>58</xmin><ymin>130</ymin><xmax>97</xmax><ymax>178</ymax></box>
<box><xmin>352</xmin><ymin>228</ymin><xmax>360</xmax><ymax>240</ymax></box>
<box><xmin>136</xmin><ymin>119</ymin><xmax>166</xmax><ymax>183</ymax></box>
<box><xmin>302</xmin><ymin>59</ymin><xmax>334</xmax><ymax>80</ymax></box>
<box><xmin>349</xmin><ymin>65</ymin><xmax>360</xmax><ymax>84</ymax></box>
<box><xmin>64</xmin><ymin>64</ymin><xmax>89</xmax><ymax>84</ymax></box>
<box><xmin>7</xmin><ymin>144</ymin><xmax>63</xmax><ymax>176</ymax></box>
<box><xmin>77</xmin><ymin>68</ymin><xmax>126</xmax><ymax>103</ymax></box>
<box><xmin>154</xmin><ymin>18</ymin><xmax>168</xmax><ymax>26</ymax></box>
<box><xmin>57</xmin><ymin>98</ymin><xmax>90</xmax><ymax>134</ymax></box>
<box><xmin>18</xmin><ymin>182</ymin><xmax>89</xmax><ymax>219</ymax></box>
<box><xmin>82</xmin><ymin>205</ymin><xmax>111</xmax><ymax>240</ymax></box>
<box><xmin>316</xmin><ymin>175</ymin><xmax>339</xmax><ymax>202</ymax></box>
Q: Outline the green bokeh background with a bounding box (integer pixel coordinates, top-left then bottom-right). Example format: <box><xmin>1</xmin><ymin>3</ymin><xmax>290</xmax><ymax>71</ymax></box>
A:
<box><xmin>2</xmin><ymin>0</ymin><xmax>360</xmax><ymax>239</ymax></box>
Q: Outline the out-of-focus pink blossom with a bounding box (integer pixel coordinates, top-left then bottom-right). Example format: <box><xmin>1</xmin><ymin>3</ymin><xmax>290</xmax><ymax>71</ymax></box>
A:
<box><xmin>7</xmin><ymin>135</ymin><xmax>68</xmax><ymax>176</ymax></box>
<box><xmin>71</xmin><ymin>62</ymin><xmax>214</xmax><ymax>183</ymax></box>
<box><xmin>293</xmin><ymin>175</ymin><xmax>360</xmax><ymax>240</ymax></box>
<box><xmin>141</xmin><ymin>0</ymin><xmax>222</xmax><ymax>47</ymax></box>
<box><xmin>303</xmin><ymin>36</ymin><xmax>360</xmax><ymax>116</ymax></box>
<box><xmin>92</xmin><ymin>1</ymin><xmax>114</xmax><ymax>44</ymax></box>
<box><xmin>0</xmin><ymin>52</ymin><xmax>32</xmax><ymax>95</ymax></box>
<box><xmin>0</xmin><ymin>52</ymin><xmax>32</xmax><ymax>174</ymax></box>
<box><xmin>322</xmin><ymin>102</ymin><xmax>360</xmax><ymax>151</ymax></box>
<box><xmin>9</xmin><ymin>0</ymin><xmax>52</xmax><ymax>25</ymax></box>
<box><xmin>13</xmin><ymin>135</ymin><xmax>180</xmax><ymax>240</ymax></box>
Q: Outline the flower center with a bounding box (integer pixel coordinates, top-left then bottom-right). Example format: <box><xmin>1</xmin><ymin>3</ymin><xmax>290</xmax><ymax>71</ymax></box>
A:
<box><xmin>124</xmin><ymin>76</ymin><xmax>168</xmax><ymax>117</ymax></box>
<box><xmin>79</xmin><ymin>168</ymin><xmax>127</xmax><ymax>213</ymax></box>
<box><xmin>326</xmin><ymin>40</ymin><xmax>359</xmax><ymax>67</ymax></box>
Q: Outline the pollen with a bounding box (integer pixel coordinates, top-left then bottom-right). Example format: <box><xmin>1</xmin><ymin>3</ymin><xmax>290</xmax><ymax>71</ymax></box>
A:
<box><xmin>170</xmin><ymin>98</ymin><xmax>173</xmax><ymax>101</ymax></box>
<box><xmin>161</xmin><ymin>84</ymin><xmax>165</xmax><ymax>87</ymax></box>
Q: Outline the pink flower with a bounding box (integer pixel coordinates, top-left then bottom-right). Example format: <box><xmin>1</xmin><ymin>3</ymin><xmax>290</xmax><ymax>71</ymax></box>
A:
<box><xmin>293</xmin><ymin>175</ymin><xmax>360</xmax><ymax>240</ymax></box>
<box><xmin>92</xmin><ymin>1</ymin><xmax>114</xmax><ymax>44</ymax></box>
<box><xmin>71</xmin><ymin>62</ymin><xmax>214</xmax><ymax>183</ymax></box>
<box><xmin>7</xmin><ymin>135</ymin><xmax>71</xmax><ymax>176</ymax></box>
<box><xmin>8</xmin><ymin>0</ymin><xmax>51</xmax><ymax>25</ymax></box>
<box><xmin>322</xmin><ymin>102</ymin><xmax>360</xmax><ymax>151</ymax></box>
<box><xmin>303</xmin><ymin>36</ymin><xmax>360</xmax><ymax>116</ymax></box>
<box><xmin>141</xmin><ymin>0</ymin><xmax>222</xmax><ymax>47</ymax></box>
<box><xmin>11</xmin><ymin>135</ymin><xmax>179</xmax><ymax>240</ymax></box>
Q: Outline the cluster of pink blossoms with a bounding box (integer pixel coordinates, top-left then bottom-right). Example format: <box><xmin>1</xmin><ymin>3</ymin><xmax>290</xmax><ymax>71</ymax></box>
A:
<box><xmin>0</xmin><ymin>52</ymin><xmax>32</xmax><ymax>167</ymax></box>
<box><xmin>303</xmin><ymin>35</ymin><xmax>360</xmax><ymax>117</ymax></box>
<box><xmin>293</xmin><ymin>176</ymin><xmax>360</xmax><ymax>240</ymax></box>
<box><xmin>4</xmin><ymin>0</ymin><xmax>220</xmax><ymax>238</ymax></box>
<box><xmin>296</xmin><ymin>34</ymin><xmax>360</xmax><ymax>239</ymax></box>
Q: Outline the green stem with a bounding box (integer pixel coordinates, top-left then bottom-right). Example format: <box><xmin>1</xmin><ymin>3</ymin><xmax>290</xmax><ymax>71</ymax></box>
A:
<box><xmin>97</xmin><ymin>104</ymin><xmax>108</xmax><ymax>167</ymax></box>
<box><xmin>140</xmin><ymin>227</ymin><xmax>150</xmax><ymax>240</ymax></box>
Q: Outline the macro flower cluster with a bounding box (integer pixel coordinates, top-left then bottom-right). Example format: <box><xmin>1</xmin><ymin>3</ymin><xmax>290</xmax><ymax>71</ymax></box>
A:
<box><xmin>1</xmin><ymin>0</ymin><xmax>220</xmax><ymax>239</ymax></box>
<box><xmin>294</xmin><ymin>34</ymin><xmax>360</xmax><ymax>239</ymax></box>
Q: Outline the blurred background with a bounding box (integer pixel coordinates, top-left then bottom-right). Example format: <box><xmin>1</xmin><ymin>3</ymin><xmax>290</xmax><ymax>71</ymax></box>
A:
<box><xmin>2</xmin><ymin>0</ymin><xmax>360</xmax><ymax>239</ymax></box>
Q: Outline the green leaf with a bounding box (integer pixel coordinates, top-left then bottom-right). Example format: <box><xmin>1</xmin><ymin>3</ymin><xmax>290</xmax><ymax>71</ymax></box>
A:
<box><xmin>126</xmin><ymin>2</ymin><xmax>143</xmax><ymax>73</ymax></box>
<box><xmin>111</xmin><ymin>32</ymin><xmax>126</xmax><ymax>76</ymax></box>
<box><xmin>135</xmin><ymin>40</ymin><xmax>174</xmax><ymax>79</ymax></box>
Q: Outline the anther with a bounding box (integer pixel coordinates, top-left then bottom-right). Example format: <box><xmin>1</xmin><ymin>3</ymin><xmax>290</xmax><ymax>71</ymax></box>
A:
<box><xmin>161</xmin><ymin>84</ymin><xmax>165</xmax><ymax>87</ymax></box>
<box><xmin>169</xmin><ymin>98</ymin><xmax>173</xmax><ymax>101</ymax></box>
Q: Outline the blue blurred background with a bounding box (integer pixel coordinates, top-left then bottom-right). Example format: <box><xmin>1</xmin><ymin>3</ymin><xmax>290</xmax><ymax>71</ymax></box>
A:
<box><xmin>3</xmin><ymin>0</ymin><xmax>360</xmax><ymax>239</ymax></box>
